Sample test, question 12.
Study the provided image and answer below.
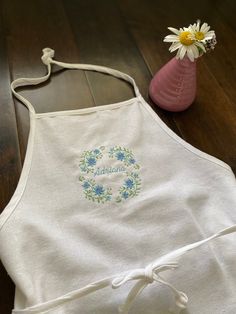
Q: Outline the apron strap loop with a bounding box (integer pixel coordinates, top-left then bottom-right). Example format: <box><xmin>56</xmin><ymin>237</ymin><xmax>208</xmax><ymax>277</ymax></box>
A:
<box><xmin>10</xmin><ymin>47</ymin><xmax>141</xmax><ymax>115</ymax></box>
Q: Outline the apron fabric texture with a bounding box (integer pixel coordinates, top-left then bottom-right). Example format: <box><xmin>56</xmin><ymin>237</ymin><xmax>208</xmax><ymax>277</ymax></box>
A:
<box><xmin>0</xmin><ymin>48</ymin><xmax>236</xmax><ymax>314</ymax></box>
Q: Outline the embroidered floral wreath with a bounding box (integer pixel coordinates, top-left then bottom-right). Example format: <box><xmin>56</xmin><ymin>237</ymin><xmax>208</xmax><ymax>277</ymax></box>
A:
<box><xmin>78</xmin><ymin>146</ymin><xmax>141</xmax><ymax>203</ymax></box>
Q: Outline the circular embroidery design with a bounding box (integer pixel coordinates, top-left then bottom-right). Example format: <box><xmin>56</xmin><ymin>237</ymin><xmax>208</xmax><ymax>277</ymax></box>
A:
<box><xmin>78</xmin><ymin>146</ymin><xmax>141</xmax><ymax>203</ymax></box>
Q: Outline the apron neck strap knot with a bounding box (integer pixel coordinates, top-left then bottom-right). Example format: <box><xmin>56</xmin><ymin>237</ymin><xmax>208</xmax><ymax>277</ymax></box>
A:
<box><xmin>41</xmin><ymin>47</ymin><xmax>55</xmax><ymax>65</ymax></box>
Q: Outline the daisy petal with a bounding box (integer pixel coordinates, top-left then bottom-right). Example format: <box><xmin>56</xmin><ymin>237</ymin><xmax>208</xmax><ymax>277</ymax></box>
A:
<box><xmin>204</xmin><ymin>31</ymin><xmax>215</xmax><ymax>39</ymax></box>
<box><xmin>195</xmin><ymin>41</ymin><xmax>206</xmax><ymax>52</ymax></box>
<box><xmin>167</xmin><ymin>27</ymin><xmax>180</xmax><ymax>35</ymax></box>
<box><xmin>187</xmin><ymin>47</ymin><xmax>194</xmax><ymax>62</ymax></box>
<box><xmin>204</xmin><ymin>35</ymin><xmax>214</xmax><ymax>40</ymax></box>
<box><xmin>169</xmin><ymin>42</ymin><xmax>182</xmax><ymax>52</ymax></box>
<box><xmin>200</xmin><ymin>23</ymin><xmax>207</xmax><ymax>31</ymax></box>
<box><xmin>200</xmin><ymin>23</ymin><xmax>210</xmax><ymax>33</ymax></box>
<box><xmin>163</xmin><ymin>35</ymin><xmax>179</xmax><ymax>42</ymax></box>
<box><xmin>179</xmin><ymin>46</ymin><xmax>186</xmax><ymax>59</ymax></box>
<box><xmin>189</xmin><ymin>25</ymin><xmax>196</xmax><ymax>32</ymax></box>
<box><xmin>176</xmin><ymin>47</ymin><xmax>181</xmax><ymax>59</ymax></box>
<box><xmin>202</xmin><ymin>26</ymin><xmax>210</xmax><ymax>33</ymax></box>
<box><xmin>196</xmin><ymin>19</ymin><xmax>201</xmax><ymax>30</ymax></box>
<box><xmin>192</xmin><ymin>45</ymin><xmax>199</xmax><ymax>58</ymax></box>
<box><xmin>206</xmin><ymin>30</ymin><xmax>215</xmax><ymax>36</ymax></box>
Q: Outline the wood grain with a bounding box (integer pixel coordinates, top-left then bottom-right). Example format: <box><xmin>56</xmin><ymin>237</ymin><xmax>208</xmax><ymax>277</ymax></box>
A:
<box><xmin>0</xmin><ymin>3</ymin><xmax>20</xmax><ymax>311</ymax></box>
<box><xmin>0</xmin><ymin>0</ymin><xmax>235</xmax><ymax>312</ymax></box>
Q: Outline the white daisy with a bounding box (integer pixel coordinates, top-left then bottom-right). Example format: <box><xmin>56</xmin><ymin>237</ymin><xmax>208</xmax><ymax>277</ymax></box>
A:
<box><xmin>189</xmin><ymin>20</ymin><xmax>215</xmax><ymax>42</ymax></box>
<box><xmin>164</xmin><ymin>26</ymin><xmax>205</xmax><ymax>62</ymax></box>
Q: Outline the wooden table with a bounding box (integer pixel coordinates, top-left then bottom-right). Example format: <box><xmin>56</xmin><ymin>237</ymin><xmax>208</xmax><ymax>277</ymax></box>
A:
<box><xmin>0</xmin><ymin>0</ymin><xmax>235</xmax><ymax>312</ymax></box>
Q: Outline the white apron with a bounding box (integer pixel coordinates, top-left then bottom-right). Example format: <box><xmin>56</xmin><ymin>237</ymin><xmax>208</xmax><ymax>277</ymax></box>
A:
<box><xmin>0</xmin><ymin>48</ymin><xmax>236</xmax><ymax>314</ymax></box>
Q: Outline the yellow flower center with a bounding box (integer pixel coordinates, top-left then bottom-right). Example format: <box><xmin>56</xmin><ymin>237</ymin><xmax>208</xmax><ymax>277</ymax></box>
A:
<box><xmin>195</xmin><ymin>31</ymin><xmax>205</xmax><ymax>40</ymax></box>
<box><xmin>179</xmin><ymin>31</ymin><xmax>194</xmax><ymax>46</ymax></box>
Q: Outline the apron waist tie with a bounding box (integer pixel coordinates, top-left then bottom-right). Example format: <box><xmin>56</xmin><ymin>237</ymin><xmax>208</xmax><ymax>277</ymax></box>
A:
<box><xmin>12</xmin><ymin>224</ymin><xmax>236</xmax><ymax>314</ymax></box>
<box><xmin>112</xmin><ymin>262</ymin><xmax>188</xmax><ymax>313</ymax></box>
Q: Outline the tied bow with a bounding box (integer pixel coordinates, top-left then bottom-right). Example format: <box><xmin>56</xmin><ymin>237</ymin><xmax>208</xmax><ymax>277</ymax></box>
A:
<box><xmin>111</xmin><ymin>262</ymin><xmax>188</xmax><ymax>314</ymax></box>
<box><xmin>111</xmin><ymin>225</ymin><xmax>236</xmax><ymax>313</ymax></box>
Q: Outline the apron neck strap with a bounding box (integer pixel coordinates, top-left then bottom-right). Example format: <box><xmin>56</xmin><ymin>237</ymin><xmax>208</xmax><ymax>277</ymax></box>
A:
<box><xmin>10</xmin><ymin>47</ymin><xmax>141</xmax><ymax>114</ymax></box>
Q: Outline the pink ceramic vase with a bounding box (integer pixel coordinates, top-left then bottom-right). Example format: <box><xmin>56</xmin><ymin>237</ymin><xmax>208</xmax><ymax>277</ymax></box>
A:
<box><xmin>149</xmin><ymin>56</ymin><xmax>197</xmax><ymax>112</ymax></box>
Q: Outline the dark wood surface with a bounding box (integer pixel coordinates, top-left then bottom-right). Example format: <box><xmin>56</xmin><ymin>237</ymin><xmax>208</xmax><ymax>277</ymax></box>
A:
<box><xmin>0</xmin><ymin>0</ymin><xmax>235</xmax><ymax>312</ymax></box>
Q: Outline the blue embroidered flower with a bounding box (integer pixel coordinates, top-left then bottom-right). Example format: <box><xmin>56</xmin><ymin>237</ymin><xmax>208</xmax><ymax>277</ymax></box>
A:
<box><xmin>83</xmin><ymin>181</ymin><xmax>90</xmax><ymax>189</ymax></box>
<box><xmin>122</xmin><ymin>191</ymin><xmax>129</xmax><ymax>199</ymax></box>
<box><xmin>87</xmin><ymin>157</ymin><xmax>96</xmax><ymax>166</ymax></box>
<box><xmin>125</xmin><ymin>179</ymin><xmax>134</xmax><ymax>189</ymax></box>
<box><xmin>80</xmin><ymin>147</ymin><xmax>104</xmax><ymax>174</ymax></box>
<box><xmin>94</xmin><ymin>185</ymin><xmax>104</xmax><ymax>195</ymax></box>
<box><xmin>109</xmin><ymin>146</ymin><xmax>139</xmax><ymax>168</ymax></box>
<box><xmin>116</xmin><ymin>152</ymin><xmax>125</xmax><ymax>161</ymax></box>
<box><xmin>129</xmin><ymin>158</ymin><xmax>136</xmax><ymax>164</ymax></box>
